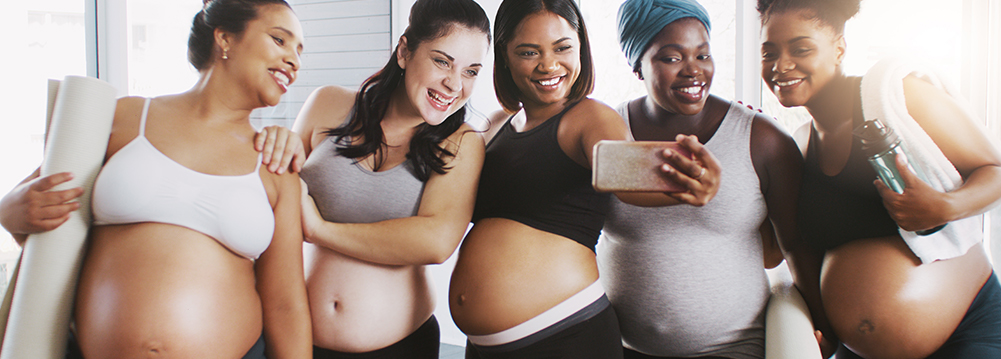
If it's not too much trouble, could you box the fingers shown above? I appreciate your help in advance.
[894,154,922,188]
[30,172,76,192]
[268,128,290,173]
[254,127,269,152]
[34,204,79,231]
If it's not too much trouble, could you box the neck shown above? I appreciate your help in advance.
[805,71,854,134]
[382,85,426,136]
[521,98,570,125]
[184,68,256,124]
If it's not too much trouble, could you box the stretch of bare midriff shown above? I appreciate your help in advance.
[449,217,600,336]
[75,223,263,358]
[820,236,992,359]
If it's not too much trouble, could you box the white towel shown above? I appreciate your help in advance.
[860,58,982,264]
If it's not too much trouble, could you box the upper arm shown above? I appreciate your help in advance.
[750,113,803,255]
[902,75,1001,178]
[292,85,356,157]
[256,171,305,292]
[568,99,629,168]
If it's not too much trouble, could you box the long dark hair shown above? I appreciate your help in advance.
[188,0,292,70]
[493,0,595,113]
[323,0,490,181]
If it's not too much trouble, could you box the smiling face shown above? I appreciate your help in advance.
[220,4,304,107]
[760,9,845,108]
[503,11,581,109]
[638,17,713,116]
[397,25,489,126]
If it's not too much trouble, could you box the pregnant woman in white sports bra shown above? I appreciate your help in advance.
[0,1,310,358]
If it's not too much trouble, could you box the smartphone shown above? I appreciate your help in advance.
[592,140,693,193]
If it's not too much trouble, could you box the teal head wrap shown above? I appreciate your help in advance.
[617,0,711,70]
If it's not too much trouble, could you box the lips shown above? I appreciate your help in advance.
[269,69,292,91]
[772,77,803,91]
[672,82,705,103]
[533,76,564,90]
[427,88,456,111]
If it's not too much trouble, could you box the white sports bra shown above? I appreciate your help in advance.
[92,98,274,259]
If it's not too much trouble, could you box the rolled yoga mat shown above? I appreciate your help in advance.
[765,280,824,359]
[0,76,116,359]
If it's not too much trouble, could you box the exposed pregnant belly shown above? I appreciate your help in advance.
[820,236,991,359]
[449,218,599,335]
[75,224,263,359]
[304,243,434,352]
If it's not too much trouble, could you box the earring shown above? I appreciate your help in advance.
[222,49,229,60]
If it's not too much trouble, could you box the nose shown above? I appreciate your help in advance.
[286,50,301,72]
[536,53,559,73]
[681,60,702,77]
[443,70,461,93]
[772,54,794,74]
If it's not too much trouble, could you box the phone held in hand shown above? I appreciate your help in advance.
[592,140,693,193]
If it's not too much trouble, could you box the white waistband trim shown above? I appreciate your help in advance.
[466,280,604,346]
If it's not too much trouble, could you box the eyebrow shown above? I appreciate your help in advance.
[432,50,483,68]
[763,35,814,47]
[514,37,573,49]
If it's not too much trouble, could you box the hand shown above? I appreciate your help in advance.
[816,330,837,359]
[659,134,721,207]
[874,155,951,232]
[298,179,323,242]
[0,172,83,236]
[255,125,306,174]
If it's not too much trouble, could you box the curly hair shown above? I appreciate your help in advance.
[757,0,861,35]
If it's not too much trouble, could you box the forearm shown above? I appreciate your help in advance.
[309,215,465,266]
[942,165,1001,221]
[261,293,312,359]
[787,245,837,345]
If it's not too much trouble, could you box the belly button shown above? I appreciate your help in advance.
[458,294,467,305]
[857,319,876,335]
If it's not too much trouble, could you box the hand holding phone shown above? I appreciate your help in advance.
[592,140,694,193]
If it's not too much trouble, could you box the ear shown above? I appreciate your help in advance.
[834,35,847,66]
[214,28,233,57]
[396,35,410,70]
[634,70,644,81]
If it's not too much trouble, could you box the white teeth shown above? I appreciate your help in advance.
[270,70,290,86]
[538,78,560,86]
[428,90,454,106]
[678,86,702,94]
[776,78,802,87]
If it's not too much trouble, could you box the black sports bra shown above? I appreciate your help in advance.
[797,77,900,251]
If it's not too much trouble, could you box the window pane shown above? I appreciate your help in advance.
[126,0,203,97]
[0,0,87,286]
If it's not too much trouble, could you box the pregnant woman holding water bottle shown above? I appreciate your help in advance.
[758,0,1001,358]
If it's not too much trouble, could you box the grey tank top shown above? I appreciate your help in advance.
[597,101,768,359]
[300,136,425,224]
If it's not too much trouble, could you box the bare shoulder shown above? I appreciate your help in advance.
[750,111,802,166]
[297,85,357,130]
[567,98,620,123]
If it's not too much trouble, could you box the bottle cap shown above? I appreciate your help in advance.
[852,119,900,156]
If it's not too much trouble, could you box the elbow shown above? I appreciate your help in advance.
[419,226,464,265]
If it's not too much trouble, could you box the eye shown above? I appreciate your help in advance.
[555,45,572,53]
[271,36,285,46]
[657,56,680,64]
[698,54,712,61]
[761,51,776,61]
[518,50,538,57]
[434,58,450,67]
[464,69,479,77]
[792,47,813,56]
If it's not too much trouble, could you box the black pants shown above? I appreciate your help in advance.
[313,315,440,359]
[465,299,622,359]
[836,272,1001,359]
[623,348,731,359]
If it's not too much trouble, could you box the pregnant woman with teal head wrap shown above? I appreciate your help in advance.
[596,0,802,358]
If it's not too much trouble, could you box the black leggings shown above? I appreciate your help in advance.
[313,315,440,359]
[623,348,730,359]
[836,272,1001,359]
[464,300,622,359]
